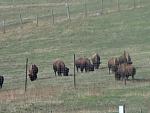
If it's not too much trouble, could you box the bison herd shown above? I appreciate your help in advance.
[28,51,135,82]
[108,51,136,80]
[0,51,136,89]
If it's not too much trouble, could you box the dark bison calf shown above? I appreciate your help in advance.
[0,75,4,88]
[115,64,136,80]
[53,59,69,76]
[28,64,38,81]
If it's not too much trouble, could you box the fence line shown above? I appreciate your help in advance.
[0,0,144,33]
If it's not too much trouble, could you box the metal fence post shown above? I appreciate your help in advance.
[25,58,28,92]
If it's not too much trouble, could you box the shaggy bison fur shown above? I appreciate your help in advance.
[53,59,69,76]
[28,64,38,81]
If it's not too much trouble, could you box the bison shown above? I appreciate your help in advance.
[28,64,38,81]
[91,53,101,69]
[115,63,136,80]
[118,51,132,65]
[0,75,4,88]
[108,57,119,74]
[53,59,69,76]
[75,57,94,72]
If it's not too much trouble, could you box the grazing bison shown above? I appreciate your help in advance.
[118,51,132,64]
[108,57,119,74]
[28,64,38,81]
[53,59,69,76]
[75,57,94,72]
[0,75,4,88]
[115,63,136,80]
[91,53,101,69]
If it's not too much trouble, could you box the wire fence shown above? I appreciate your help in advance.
[0,0,149,112]
[0,0,145,34]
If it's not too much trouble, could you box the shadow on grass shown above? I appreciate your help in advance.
[37,74,73,80]
[127,78,150,82]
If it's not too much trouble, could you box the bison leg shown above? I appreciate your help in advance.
[54,70,57,76]
[57,71,61,76]
[120,74,124,81]
[80,68,84,73]
[108,67,111,74]
[132,75,134,80]
[76,67,79,72]
[126,75,129,80]
[95,63,99,69]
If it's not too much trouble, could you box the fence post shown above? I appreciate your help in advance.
[74,54,76,89]
[139,0,142,7]
[101,0,104,14]
[12,0,15,7]
[124,78,126,86]
[84,0,87,18]
[140,108,142,113]
[36,15,39,27]
[65,0,71,22]
[25,58,28,92]
[133,0,136,9]
[96,0,100,15]
[51,9,54,25]
[117,0,120,11]
[2,19,6,34]
[19,13,23,28]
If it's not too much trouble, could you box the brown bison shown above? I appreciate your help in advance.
[53,59,69,76]
[108,57,119,74]
[118,51,132,64]
[91,53,101,69]
[75,57,94,72]
[28,64,38,81]
[0,75,4,88]
[115,63,136,80]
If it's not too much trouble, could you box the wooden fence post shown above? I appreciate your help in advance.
[19,13,23,28]
[36,15,39,27]
[133,0,136,9]
[124,78,126,86]
[25,58,28,92]
[117,0,120,11]
[140,0,142,7]
[101,0,104,14]
[12,0,15,7]
[96,0,100,15]
[74,54,76,89]
[51,9,54,25]
[84,0,87,18]
[65,0,71,22]
[140,108,142,113]
[3,19,6,34]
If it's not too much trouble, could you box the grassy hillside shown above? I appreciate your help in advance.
[0,0,150,113]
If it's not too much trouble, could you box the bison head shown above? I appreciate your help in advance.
[63,67,69,76]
